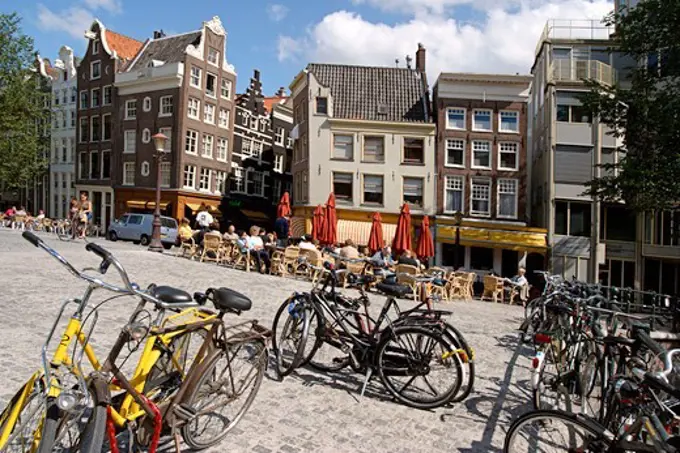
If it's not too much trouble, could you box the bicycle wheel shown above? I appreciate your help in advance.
[0,377,47,453]
[180,337,266,450]
[504,409,608,453]
[304,307,350,372]
[441,323,475,403]
[271,297,311,377]
[533,347,572,413]
[377,325,462,409]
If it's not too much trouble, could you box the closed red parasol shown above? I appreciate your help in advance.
[392,203,412,255]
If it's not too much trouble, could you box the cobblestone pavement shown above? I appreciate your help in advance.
[0,229,535,452]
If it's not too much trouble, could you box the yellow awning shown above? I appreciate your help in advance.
[126,200,168,210]
[438,225,548,253]
[336,219,397,247]
[241,209,270,222]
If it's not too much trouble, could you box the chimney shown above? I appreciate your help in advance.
[415,43,426,73]
[276,86,286,97]
[153,30,166,39]
[253,69,261,81]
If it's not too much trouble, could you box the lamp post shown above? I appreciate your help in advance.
[453,210,464,270]
[148,132,169,253]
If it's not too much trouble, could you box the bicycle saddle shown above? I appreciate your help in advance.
[150,285,193,304]
[209,287,252,312]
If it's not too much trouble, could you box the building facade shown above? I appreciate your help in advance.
[112,17,237,222]
[432,73,547,278]
[76,20,143,230]
[41,46,78,219]
[289,44,436,244]
[225,69,293,230]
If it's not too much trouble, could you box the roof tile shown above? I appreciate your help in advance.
[129,31,202,70]
[105,30,144,61]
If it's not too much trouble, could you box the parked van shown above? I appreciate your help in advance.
[107,213,178,249]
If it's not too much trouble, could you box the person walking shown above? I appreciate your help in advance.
[274,214,290,247]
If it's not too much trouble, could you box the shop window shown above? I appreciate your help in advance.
[441,243,464,269]
[470,247,493,271]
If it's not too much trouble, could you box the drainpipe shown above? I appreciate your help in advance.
[589,114,602,283]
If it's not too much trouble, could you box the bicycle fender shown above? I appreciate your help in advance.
[89,373,111,406]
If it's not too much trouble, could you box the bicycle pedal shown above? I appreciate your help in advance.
[173,403,197,421]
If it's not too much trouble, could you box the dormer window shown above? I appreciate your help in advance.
[207,48,219,66]
[92,39,100,55]
[316,97,328,115]
[90,61,101,80]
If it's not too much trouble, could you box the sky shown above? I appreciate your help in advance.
[11,0,614,95]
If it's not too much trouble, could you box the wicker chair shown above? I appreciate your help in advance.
[509,283,530,305]
[481,275,504,303]
[395,264,420,301]
[298,248,323,282]
[12,215,26,231]
[279,246,300,277]
[180,237,198,260]
[200,234,222,263]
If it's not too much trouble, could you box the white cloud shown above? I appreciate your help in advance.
[277,0,613,78]
[37,4,94,40]
[83,0,123,13]
[267,4,289,22]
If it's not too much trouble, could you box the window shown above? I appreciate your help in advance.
[247,170,263,196]
[143,97,151,112]
[160,162,171,188]
[207,47,219,65]
[231,167,244,192]
[218,108,230,128]
[316,97,328,114]
[125,100,137,119]
[159,127,172,152]
[90,61,101,80]
[250,116,258,130]
[103,86,112,105]
[403,177,424,208]
[88,88,99,108]
[220,79,232,99]
[570,202,591,237]
[187,98,199,119]
[199,168,211,191]
[363,136,384,162]
[99,114,110,141]
[275,127,285,145]
[101,150,110,179]
[79,152,87,179]
[363,175,384,205]
[61,112,67,128]
[499,142,519,170]
[216,138,228,162]
[204,103,215,124]
[498,179,518,218]
[556,105,570,122]
[499,111,519,133]
[90,116,100,142]
[141,162,150,177]
[190,66,201,88]
[70,111,76,128]
[259,120,267,133]
[444,176,464,213]
[470,247,494,271]
[472,141,491,169]
[123,162,135,185]
[124,130,136,153]
[89,151,99,179]
[185,130,198,155]
[79,91,88,110]
[403,138,424,164]
[274,154,283,172]
[241,112,248,126]
[62,89,68,104]
[252,141,263,156]
[570,105,592,123]
[92,39,99,54]
[54,92,60,106]
[183,165,196,189]
[159,96,173,116]
[206,73,217,97]
[61,138,67,162]
[286,137,293,149]
[445,139,465,167]
[215,171,227,194]
[201,134,213,158]
[71,87,77,103]
[333,172,353,203]
[241,138,253,156]
[473,109,492,131]
[79,117,88,143]
[470,178,491,216]
[333,134,353,160]
[446,108,465,130]
[142,128,151,144]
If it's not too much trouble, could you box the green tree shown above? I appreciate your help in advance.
[581,0,680,212]
[0,12,49,190]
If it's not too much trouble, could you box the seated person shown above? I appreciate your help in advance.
[298,234,317,251]
[397,249,420,268]
[35,210,45,221]
[370,246,396,280]
[339,239,360,259]
[223,224,238,241]
[504,267,529,304]
[247,226,270,274]
[178,218,193,242]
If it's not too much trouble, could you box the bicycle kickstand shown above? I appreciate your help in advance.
[173,427,182,453]
[360,368,373,398]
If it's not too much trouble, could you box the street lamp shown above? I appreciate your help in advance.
[453,210,464,270]
[148,132,169,253]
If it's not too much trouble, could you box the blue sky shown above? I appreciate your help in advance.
[12,0,614,94]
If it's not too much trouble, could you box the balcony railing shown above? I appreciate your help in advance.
[535,19,614,56]
[551,59,616,86]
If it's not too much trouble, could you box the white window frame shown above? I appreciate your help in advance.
[89,151,98,180]
[216,138,228,162]
[160,162,171,188]
[125,100,137,120]
[78,151,86,179]
[444,175,464,214]
[472,109,492,132]
[499,110,519,133]
[471,140,492,170]
[142,128,151,144]
[183,165,196,189]
[90,88,100,108]
[90,60,101,80]
[123,130,136,153]
[79,117,88,143]
[159,96,173,117]
[100,150,110,179]
[89,115,100,143]
[204,103,215,124]
[207,47,220,66]
[185,130,198,155]
[218,108,230,129]
[275,127,285,146]
[215,171,227,195]
[141,161,150,177]
[231,166,245,193]
[444,138,465,168]
[143,97,151,112]
[102,114,111,141]
[241,138,253,157]
[497,178,519,219]
[199,168,212,192]
[470,177,492,217]
[92,39,99,55]
[220,78,232,99]
[205,73,217,98]
[79,90,88,110]
[190,66,201,89]
[159,127,172,153]
[402,177,424,209]
[187,97,200,120]
[498,142,519,171]
[445,107,466,130]
[103,85,112,105]
[274,154,283,173]
[123,162,135,185]
[247,169,264,197]
[202,134,213,158]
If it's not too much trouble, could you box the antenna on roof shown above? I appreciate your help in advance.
[395,58,399,68]
[405,55,413,69]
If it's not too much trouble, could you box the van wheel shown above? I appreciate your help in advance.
[108,231,118,241]
[140,235,150,246]
[163,243,172,250]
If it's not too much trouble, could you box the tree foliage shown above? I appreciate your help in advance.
[581,0,680,212]
[0,12,49,190]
